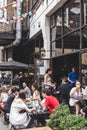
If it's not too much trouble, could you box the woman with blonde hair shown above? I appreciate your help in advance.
[1,87,8,103]
[0,86,8,114]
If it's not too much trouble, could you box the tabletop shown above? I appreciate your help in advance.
[83,95,87,100]
[27,110,50,127]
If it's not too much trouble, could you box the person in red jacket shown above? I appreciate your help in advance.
[41,88,60,114]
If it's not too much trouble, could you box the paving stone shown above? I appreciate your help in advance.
[0,116,9,130]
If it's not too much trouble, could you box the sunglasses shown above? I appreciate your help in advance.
[76,84,80,85]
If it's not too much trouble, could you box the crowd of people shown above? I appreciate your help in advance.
[0,67,87,129]
[0,70,60,128]
[43,67,87,117]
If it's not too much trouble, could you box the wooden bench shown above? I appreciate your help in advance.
[22,126,52,130]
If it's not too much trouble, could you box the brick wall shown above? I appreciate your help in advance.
[0,0,31,33]
[0,0,16,32]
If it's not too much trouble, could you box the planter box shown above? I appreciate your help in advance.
[22,126,52,130]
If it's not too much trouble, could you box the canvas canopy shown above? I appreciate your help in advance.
[0,60,28,70]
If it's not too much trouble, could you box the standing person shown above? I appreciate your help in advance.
[19,72,24,88]
[41,88,60,114]
[58,78,70,104]
[69,80,82,115]
[67,67,78,87]
[23,73,30,86]
[44,68,56,89]
[22,82,31,98]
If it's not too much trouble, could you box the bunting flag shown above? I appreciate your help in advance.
[0,10,35,24]
[0,7,36,25]
[32,9,36,15]
[0,0,37,26]
[10,19,14,23]
[13,16,18,22]
[29,11,32,17]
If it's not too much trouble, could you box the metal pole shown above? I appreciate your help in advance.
[13,0,22,45]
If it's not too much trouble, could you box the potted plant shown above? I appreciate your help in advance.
[47,105,87,130]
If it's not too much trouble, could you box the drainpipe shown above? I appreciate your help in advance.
[13,0,22,46]
[5,0,22,48]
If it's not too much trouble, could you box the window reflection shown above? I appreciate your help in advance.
[51,38,62,57]
[32,0,38,6]
[64,0,80,34]
[56,10,62,38]
[56,39,62,56]
[82,27,87,48]
[50,15,56,27]
[0,0,6,19]
[83,0,87,25]
[51,26,56,42]
[81,52,87,87]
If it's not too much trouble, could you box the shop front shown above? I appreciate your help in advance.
[50,0,87,85]
[52,52,79,85]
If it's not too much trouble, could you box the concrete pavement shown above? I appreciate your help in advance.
[0,116,9,130]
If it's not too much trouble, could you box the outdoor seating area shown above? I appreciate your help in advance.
[0,68,87,130]
[0,79,87,130]
[1,0,87,130]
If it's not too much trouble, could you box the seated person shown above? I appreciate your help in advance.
[58,78,70,104]
[80,106,87,118]
[22,82,31,98]
[2,87,17,123]
[0,86,8,114]
[69,80,82,115]
[83,86,87,95]
[0,86,8,103]
[41,88,60,114]
[10,89,36,128]
[31,83,41,101]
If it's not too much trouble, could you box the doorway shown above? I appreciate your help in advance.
[52,52,79,85]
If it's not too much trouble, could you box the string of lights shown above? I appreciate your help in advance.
[0,0,36,24]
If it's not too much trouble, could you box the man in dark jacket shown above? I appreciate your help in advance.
[2,87,17,123]
[58,78,71,105]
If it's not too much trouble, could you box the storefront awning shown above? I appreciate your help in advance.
[0,32,15,46]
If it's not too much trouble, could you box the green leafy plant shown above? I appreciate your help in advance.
[47,105,87,130]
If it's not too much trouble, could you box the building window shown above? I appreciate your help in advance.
[51,26,57,57]
[50,15,56,27]
[32,0,38,6]
[56,38,62,56]
[64,30,80,54]
[56,9,62,38]
[0,0,6,19]
[50,10,62,57]
[81,51,87,87]
[64,0,80,34]
[83,0,87,25]
[82,26,87,49]
[51,28,62,57]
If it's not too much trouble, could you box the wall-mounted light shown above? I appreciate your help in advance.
[38,22,40,28]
